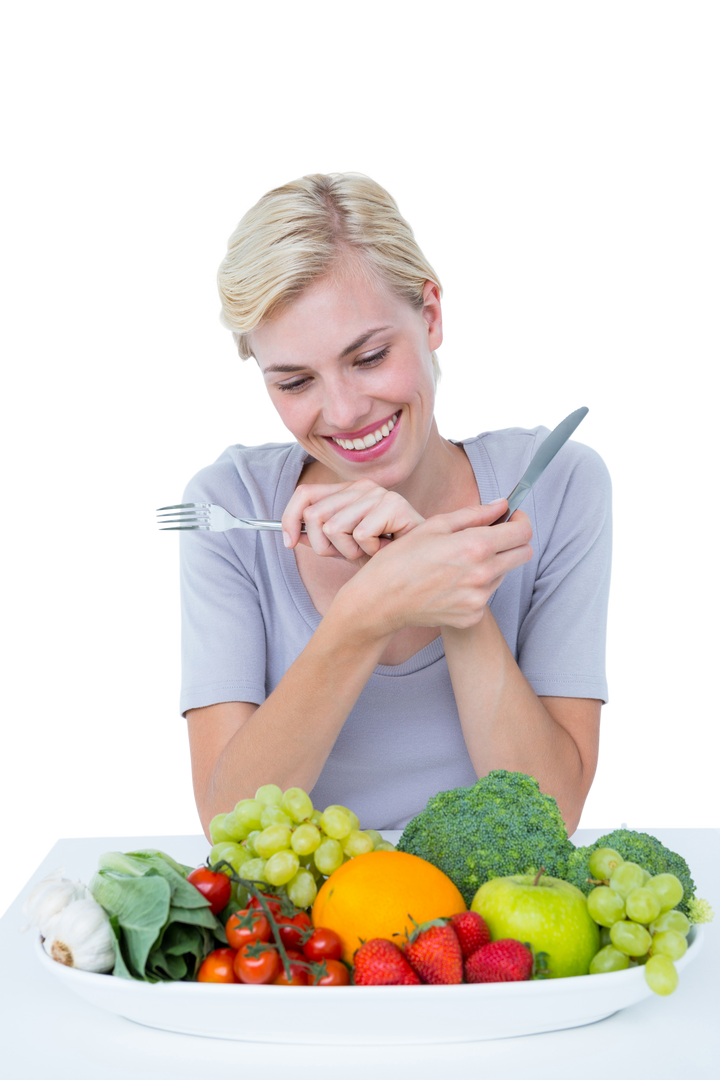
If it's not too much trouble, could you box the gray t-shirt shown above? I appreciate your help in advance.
[179,427,611,830]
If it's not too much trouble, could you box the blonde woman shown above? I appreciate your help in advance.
[181,173,611,839]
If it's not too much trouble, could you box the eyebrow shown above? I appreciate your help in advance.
[261,326,392,375]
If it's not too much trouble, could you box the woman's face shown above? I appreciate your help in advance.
[249,268,443,489]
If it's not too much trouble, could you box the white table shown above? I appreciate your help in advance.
[3,829,718,1079]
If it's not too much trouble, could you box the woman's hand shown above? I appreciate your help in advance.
[342,501,534,634]
[282,479,425,562]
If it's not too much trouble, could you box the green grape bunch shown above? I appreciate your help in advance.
[585,847,711,996]
[205,784,394,909]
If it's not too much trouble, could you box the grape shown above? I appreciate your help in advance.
[281,787,314,823]
[208,814,234,845]
[309,809,323,828]
[588,847,624,879]
[343,830,374,857]
[645,954,678,995]
[323,804,360,832]
[314,837,344,875]
[254,825,293,859]
[650,930,688,961]
[255,784,283,807]
[589,945,630,974]
[264,850,300,887]
[209,842,251,874]
[625,887,662,925]
[647,873,684,913]
[374,841,396,852]
[320,808,352,840]
[240,857,268,883]
[609,862,647,898]
[291,823,322,856]
[231,803,264,833]
[243,831,261,857]
[650,910,690,937]
[286,868,318,908]
[260,805,293,829]
[363,829,384,850]
[587,886,625,927]
[610,920,653,956]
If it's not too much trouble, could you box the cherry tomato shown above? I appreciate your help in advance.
[276,911,313,950]
[226,909,271,950]
[233,943,282,985]
[187,868,231,916]
[248,893,283,918]
[197,948,240,984]
[303,927,343,963]
[311,958,350,986]
[273,948,309,986]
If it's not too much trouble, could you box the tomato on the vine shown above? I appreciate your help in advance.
[311,959,350,986]
[187,868,232,915]
[225,909,271,950]
[303,927,343,963]
[276,911,312,950]
[233,943,282,985]
[197,948,239,983]
[272,949,309,986]
[248,893,283,917]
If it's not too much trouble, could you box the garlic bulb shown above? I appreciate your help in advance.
[42,897,116,972]
[22,869,91,937]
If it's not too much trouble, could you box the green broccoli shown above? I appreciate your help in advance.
[396,770,575,906]
[564,829,697,917]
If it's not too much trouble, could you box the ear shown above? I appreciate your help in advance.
[421,280,443,350]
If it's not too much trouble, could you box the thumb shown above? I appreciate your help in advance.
[438,499,508,533]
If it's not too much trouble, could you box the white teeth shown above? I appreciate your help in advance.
[332,413,399,451]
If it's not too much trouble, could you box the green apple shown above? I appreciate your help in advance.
[471,874,600,978]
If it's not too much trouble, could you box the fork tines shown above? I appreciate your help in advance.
[156,502,211,531]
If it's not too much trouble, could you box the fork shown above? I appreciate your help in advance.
[156,503,306,532]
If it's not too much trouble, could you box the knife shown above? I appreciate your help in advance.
[490,406,589,525]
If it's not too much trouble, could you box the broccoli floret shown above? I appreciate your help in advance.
[565,829,697,916]
[686,897,714,924]
[396,770,575,906]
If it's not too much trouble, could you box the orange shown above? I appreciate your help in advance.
[311,850,466,964]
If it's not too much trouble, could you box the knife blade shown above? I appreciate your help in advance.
[490,406,589,525]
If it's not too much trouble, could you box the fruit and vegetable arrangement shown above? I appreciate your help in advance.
[26,772,713,1000]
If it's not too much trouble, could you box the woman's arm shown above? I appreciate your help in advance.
[441,612,600,834]
[187,595,394,837]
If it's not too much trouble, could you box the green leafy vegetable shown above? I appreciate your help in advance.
[90,849,225,982]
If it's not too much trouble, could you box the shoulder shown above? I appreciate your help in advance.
[182,441,305,517]
[463,425,610,496]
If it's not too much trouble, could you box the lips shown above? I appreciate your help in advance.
[325,408,399,442]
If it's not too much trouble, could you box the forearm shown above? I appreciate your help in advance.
[200,588,391,827]
[441,610,593,833]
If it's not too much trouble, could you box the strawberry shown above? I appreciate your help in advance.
[465,939,533,983]
[450,911,491,960]
[352,939,421,986]
[404,919,463,985]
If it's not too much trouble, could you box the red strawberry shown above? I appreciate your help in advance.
[404,919,463,985]
[450,911,491,960]
[353,939,421,986]
[465,939,533,983]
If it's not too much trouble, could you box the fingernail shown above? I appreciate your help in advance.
[283,530,291,548]
[487,498,506,505]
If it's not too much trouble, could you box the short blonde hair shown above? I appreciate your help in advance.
[217,172,443,379]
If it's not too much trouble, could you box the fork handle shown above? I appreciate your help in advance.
[241,519,308,533]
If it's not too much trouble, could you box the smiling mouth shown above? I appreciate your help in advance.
[325,412,400,451]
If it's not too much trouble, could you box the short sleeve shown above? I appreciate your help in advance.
[517,443,612,703]
[179,469,267,715]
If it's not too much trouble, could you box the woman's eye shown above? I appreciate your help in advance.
[276,345,388,393]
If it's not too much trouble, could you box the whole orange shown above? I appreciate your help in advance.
[311,850,466,964]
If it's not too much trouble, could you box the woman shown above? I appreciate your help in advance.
[180,172,611,839]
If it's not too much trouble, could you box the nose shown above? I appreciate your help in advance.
[320,374,374,434]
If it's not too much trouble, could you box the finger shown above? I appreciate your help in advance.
[281,483,350,547]
[430,501,507,535]
[281,480,380,547]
